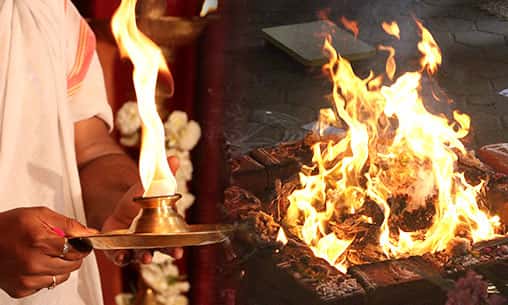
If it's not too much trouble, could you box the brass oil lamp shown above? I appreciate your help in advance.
[70,0,231,250]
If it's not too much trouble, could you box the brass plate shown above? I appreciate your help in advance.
[70,224,234,250]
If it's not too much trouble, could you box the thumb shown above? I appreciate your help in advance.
[41,208,98,237]
[167,156,179,174]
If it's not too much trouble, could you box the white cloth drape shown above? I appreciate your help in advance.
[0,0,113,304]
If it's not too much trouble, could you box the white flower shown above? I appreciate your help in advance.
[115,293,134,305]
[176,177,189,194]
[116,101,141,136]
[165,111,201,151]
[175,192,195,217]
[156,282,190,301]
[141,264,169,292]
[119,133,140,147]
[156,294,189,305]
[179,121,201,151]
[139,252,190,305]
[177,153,193,182]
[151,251,174,264]
[165,111,188,148]
[141,252,185,292]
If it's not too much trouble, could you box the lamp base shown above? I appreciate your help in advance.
[69,194,233,250]
[70,224,233,250]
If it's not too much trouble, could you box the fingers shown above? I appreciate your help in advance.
[106,250,152,266]
[21,255,83,276]
[159,247,184,260]
[37,207,98,237]
[104,250,133,267]
[136,250,154,264]
[38,237,90,261]
[167,156,179,174]
[16,273,71,296]
[37,273,70,291]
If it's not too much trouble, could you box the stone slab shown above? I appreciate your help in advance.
[454,31,506,47]
[262,20,376,67]
[476,20,508,36]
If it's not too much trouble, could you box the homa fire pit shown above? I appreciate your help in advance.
[223,19,508,305]
[225,138,508,305]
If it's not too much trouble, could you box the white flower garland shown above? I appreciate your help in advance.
[115,252,190,305]
[115,102,201,305]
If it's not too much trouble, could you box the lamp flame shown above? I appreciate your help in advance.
[200,0,218,17]
[111,0,177,197]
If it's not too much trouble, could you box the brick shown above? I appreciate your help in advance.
[246,243,366,305]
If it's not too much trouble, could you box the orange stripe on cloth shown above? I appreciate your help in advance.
[67,19,96,96]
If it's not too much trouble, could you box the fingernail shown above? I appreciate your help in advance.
[52,227,65,237]
[143,252,152,264]
[86,228,100,235]
[175,248,184,260]
[116,253,125,263]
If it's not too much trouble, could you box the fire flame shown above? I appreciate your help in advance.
[112,0,177,197]
[277,228,289,245]
[416,19,441,75]
[284,20,500,272]
[340,16,359,39]
[200,0,218,17]
[378,45,396,80]
[382,21,400,39]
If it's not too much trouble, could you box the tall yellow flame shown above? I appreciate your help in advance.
[112,0,177,197]
[416,20,442,75]
[285,20,500,272]
[200,0,218,17]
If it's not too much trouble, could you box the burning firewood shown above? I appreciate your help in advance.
[223,16,508,305]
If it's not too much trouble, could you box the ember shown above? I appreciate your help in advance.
[279,19,503,273]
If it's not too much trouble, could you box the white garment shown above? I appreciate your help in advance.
[0,0,113,304]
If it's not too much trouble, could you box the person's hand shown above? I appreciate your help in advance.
[102,156,183,266]
[0,207,96,298]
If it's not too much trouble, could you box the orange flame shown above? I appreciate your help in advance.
[277,228,289,245]
[200,0,218,17]
[340,16,359,39]
[382,21,400,39]
[378,45,396,80]
[111,0,177,197]
[416,19,441,75]
[284,21,500,272]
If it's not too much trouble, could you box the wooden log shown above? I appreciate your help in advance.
[229,155,269,197]
[478,143,508,175]
[250,147,300,190]
[349,257,446,305]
